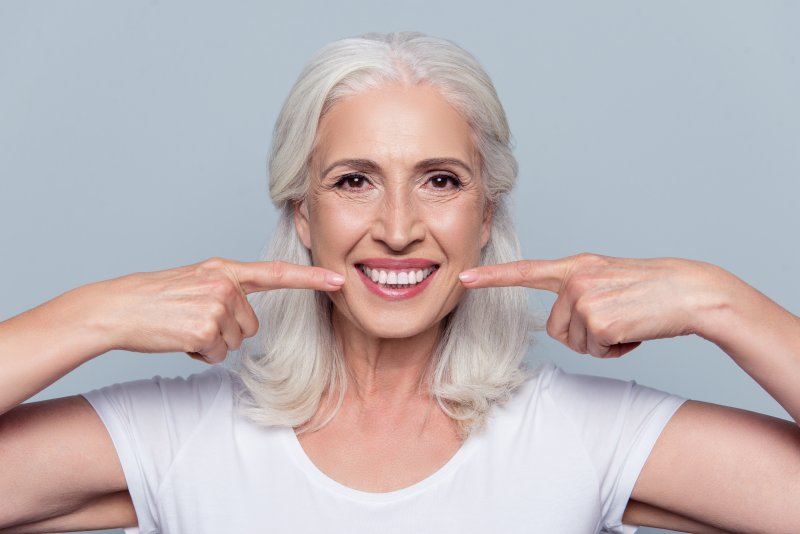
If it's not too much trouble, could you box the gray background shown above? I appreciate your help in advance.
[1,1,798,533]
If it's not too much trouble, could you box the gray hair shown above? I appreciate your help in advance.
[233,32,532,436]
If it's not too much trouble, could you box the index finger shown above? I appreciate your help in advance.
[232,261,345,294]
[458,259,569,293]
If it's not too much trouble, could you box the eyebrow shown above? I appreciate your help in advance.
[321,158,474,178]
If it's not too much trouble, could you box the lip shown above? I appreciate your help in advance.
[354,259,439,300]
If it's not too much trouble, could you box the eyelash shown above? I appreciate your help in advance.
[333,173,463,191]
[334,173,371,190]
[426,174,463,190]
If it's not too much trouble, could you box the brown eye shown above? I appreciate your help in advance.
[335,173,369,189]
[428,174,461,189]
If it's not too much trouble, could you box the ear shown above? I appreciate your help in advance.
[480,201,494,248]
[294,199,312,249]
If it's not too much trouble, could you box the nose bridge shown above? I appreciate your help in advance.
[375,181,424,250]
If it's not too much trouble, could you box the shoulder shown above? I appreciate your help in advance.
[494,361,686,450]
[83,365,232,403]
[490,362,686,531]
[81,365,236,441]
[507,361,684,415]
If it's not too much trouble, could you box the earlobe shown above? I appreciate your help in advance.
[294,199,312,249]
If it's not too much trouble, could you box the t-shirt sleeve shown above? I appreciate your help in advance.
[544,366,686,534]
[81,366,231,534]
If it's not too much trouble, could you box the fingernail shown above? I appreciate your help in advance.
[326,273,345,285]
[459,271,478,283]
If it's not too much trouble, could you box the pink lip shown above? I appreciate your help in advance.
[354,260,439,300]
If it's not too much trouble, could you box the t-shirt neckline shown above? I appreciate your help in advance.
[281,424,478,503]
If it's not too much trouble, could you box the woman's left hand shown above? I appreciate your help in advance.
[463,254,800,533]
[459,254,739,358]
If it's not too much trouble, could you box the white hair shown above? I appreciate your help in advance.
[232,32,532,437]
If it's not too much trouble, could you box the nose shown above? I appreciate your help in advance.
[371,187,425,252]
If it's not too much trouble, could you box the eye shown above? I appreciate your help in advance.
[334,173,371,190]
[427,173,462,190]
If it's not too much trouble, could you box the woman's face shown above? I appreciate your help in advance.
[295,83,491,340]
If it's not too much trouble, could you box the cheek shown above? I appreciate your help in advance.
[425,205,485,261]
[308,203,372,266]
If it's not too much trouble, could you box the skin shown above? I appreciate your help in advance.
[292,85,490,490]
[462,255,800,532]
[1,82,800,532]
[296,84,489,388]
[0,260,344,531]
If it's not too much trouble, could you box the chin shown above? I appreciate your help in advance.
[330,296,456,342]
[360,321,440,340]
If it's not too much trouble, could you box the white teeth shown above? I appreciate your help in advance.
[359,265,437,288]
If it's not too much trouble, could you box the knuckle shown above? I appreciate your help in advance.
[571,342,587,355]
[209,278,237,300]
[588,345,606,358]
[591,320,614,343]
[270,261,287,281]
[196,322,219,346]
[573,253,609,274]
[514,261,533,279]
[573,298,592,318]
[206,299,228,319]
[201,257,227,272]
[243,316,260,338]
[575,252,600,265]
[564,272,595,300]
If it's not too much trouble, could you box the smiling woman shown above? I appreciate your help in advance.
[1,31,800,534]
[239,37,530,437]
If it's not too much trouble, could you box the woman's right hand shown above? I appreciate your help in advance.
[0,257,344,530]
[81,258,345,363]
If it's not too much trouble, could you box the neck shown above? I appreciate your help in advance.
[332,310,443,406]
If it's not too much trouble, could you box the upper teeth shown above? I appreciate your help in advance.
[360,266,436,287]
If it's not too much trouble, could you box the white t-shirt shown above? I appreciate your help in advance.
[82,362,685,534]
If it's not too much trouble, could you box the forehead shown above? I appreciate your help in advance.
[313,84,477,171]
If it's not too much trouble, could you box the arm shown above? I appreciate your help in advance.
[461,254,800,532]
[0,258,344,530]
[631,265,800,532]
[0,396,134,531]
[0,284,113,416]
[0,490,136,534]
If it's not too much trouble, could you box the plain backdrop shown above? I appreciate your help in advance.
[1,2,798,533]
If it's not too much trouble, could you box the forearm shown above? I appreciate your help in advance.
[698,268,800,424]
[0,284,112,415]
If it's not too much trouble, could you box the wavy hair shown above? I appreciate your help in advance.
[232,32,532,436]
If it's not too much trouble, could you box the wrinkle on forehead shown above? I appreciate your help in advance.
[310,83,480,184]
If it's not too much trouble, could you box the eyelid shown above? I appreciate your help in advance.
[333,171,374,190]
[424,171,463,188]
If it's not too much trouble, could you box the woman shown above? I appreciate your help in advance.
[1,32,798,534]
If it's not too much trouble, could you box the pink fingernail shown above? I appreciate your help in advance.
[459,271,478,283]
[327,273,345,285]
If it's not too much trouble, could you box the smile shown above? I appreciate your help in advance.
[354,260,440,300]
[358,265,437,288]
